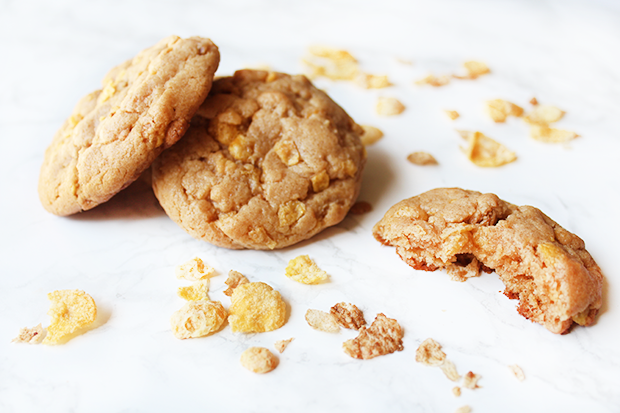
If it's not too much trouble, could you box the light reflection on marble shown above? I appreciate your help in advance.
[1,0,619,412]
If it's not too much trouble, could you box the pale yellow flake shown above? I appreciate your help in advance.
[360,125,384,146]
[407,152,438,166]
[175,257,215,281]
[452,387,462,397]
[356,73,391,89]
[509,364,525,381]
[311,170,330,193]
[42,290,97,345]
[376,97,405,116]
[455,406,471,413]
[278,200,306,228]
[415,338,446,366]
[177,279,210,301]
[285,255,328,285]
[240,347,278,373]
[462,60,490,78]
[460,131,517,167]
[274,338,294,353]
[441,359,461,382]
[485,99,524,123]
[444,110,460,120]
[523,105,565,125]
[12,324,46,344]
[170,300,227,339]
[463,371,482,389]
[228,282,286,333]
[529,125,578,143]
[223,270,250,297]
[305,309,340,333]
[274,139,301,166]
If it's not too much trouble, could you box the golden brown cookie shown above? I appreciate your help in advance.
[38,36,220,215]
[152,70,366,249]
[373,188,603,334]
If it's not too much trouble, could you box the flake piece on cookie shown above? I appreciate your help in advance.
[523,105,565,125]
[43,290,97,345]
[509,364,525,381]
[356,73,391,89]
[415,74,450,87]
[343,313,404,360]
[444,110,460,120]
[12,324,46,344]
[529,125,579,143]
[372,188,604,334]
[330,302,366,330]
[485,99,524,123]
[376,97,405,116]
[170,300,226,339]
[278,201,306,228]
[407,151,438,166]
[274,139,301,166]
[462,371,482,389]
[349,201,372,215]
[460,131,516,167]
[274,338,294,353]
[228,282,286,333]
[177,279,210,301]
[360,125,384,146]
[223,270,249,297]
[240,347,278,373]
[415,338,447,366]
[310,171,330,193]
[285,255,328,285]
[175,257,215,281]
[305,309,340,333]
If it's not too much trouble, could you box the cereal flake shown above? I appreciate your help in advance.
[305,309,340,333]
[274,139,301,166]
[485,99,524,123]
[524,105,565,125]
[416,74,450,87]
[343,313,404,359]
[177,279,210,301]
[356,73,391,89]
[285,255,329,285]
[407,151,438,166]
[274,338,294,353]
[223,270,249,297]
[462,60,490,79]
[455,406,472,413]
[311,171,330,193]
[228,282,286,333]
[441,359,461,382]
[376,97,405,116]
[460,131,517,167]
[330,302,366,330]
[43,290,97,345]
[278,200,306,228]
[12,324,46,344]
[529,125,579,143]
[415,338,446,366]
[463,371,482,389]
[509,364,525,381]
[452,387,462,397]
[445,110,460,120]
[175,257,215,281]
[240,347,278,374]
[360,125,384,146]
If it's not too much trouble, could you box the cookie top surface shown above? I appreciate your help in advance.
[38,35,220,216]
[152,69,366,250]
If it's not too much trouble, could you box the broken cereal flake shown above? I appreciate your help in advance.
[376,97,405,116]
[462,371,482,389]
[240,347,278,374]
[523,105,565,125]
[509,364,525,381]
[343,313,404,360]
[278,200,306,228]
[360,125,384,146]
[349,201,372,215]
[395,57,414,65]
[530,97,538,106]
[452,387,462,397]
[460,131,517,167]
[223,270,249,297]
[274,338,294,353]
[305,309,340,333]
[311,170,330,192]
[285,255,329,285]
[177,279,210,301]
[248,227,277,249]
[175,257,214,281]
[415,74,450,87]
[460,60,490,79]
[415,338,446,366]
[228,282,286,333]
[170,300,227,339]
[529,124,579,143]
[356,73,391,89]
[485,99,524,123]
[274,139,301,166]
[455,406,472,413]
[407,151,438,166]
[444,110,460,120]
[42,290,97,345]
[441,359,461,382]
[302,46,359,81]
[330,302,366,330]
[308,45,357,62]
[12,324,46,344]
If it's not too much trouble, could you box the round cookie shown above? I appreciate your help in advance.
[38,35,220,216]
[152,69,366,250]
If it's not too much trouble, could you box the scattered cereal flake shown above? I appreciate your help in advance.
[311,170,330,192]
[455,406,472,413]
[461,131,517,167]
[395,57,414,65]
[43,290,97,345]
[523,105,565,125]
[376,97,405,116]
[441,359,461,382]
[175,257,214,281]
[356,73,392,89]
[177,279,210,301]
[240,347,278,374]
[407,151,438,166]
[445,110,460,120]
[349,201,372,215]
[228,282,286,333]
[274,139,301,166]
[530,97,538,106]
[509,364,525,381]
[462,60,490,79]
[285,255,329,285]
[302,46,359,81]
[308,45,357,62]
[170,300,227,339]
[415,338,446,366]
[278,200,306,228]
[223,270,249,297]
[529,125,579,143]
[274,338,294,353]
[360,125,384,146]
[415,74,450,87]
[343,313,404,360]
[330,302,366,330]
[485,99,524,123]
[12,324,46,344]
[463,371,482,389]
[306,309,340,333]
[452,387,462,397]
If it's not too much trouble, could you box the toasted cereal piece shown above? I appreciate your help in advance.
[274,139,301,166]
[274,338,294,353]
[330,302,366,330]
[240,347,278,373]
[529,125,579,143]
[415,74,450,87]
[455,406,471,413]
[311,170,330,193]
[223,270,250,297]
[285,255,329,285]
[460,131,516,167]
[462,60,490,79]
[441,359,461,382]
[356,73,391,89]
[509,364,525,381]
[42,290,97,345]
[530,97,538,106]
[407,152,438,166]
[170,300,227,339]
[303,46,359,81]
[177,279,210,301]
[462,371,482,389]
[175,257,215,281]
[376,97,405,116]
[444,110,460,120]
[415,338,446,366]
[485,99,524,123]
[360,125,384,146]
[12,324,46,344]
[278,200,306,228]
[349,201,372,215]
[305,309,340,333]
[228,282,286,333]
[523,105,565,125]
[343,313,404,359]
[308,45,357,63]
[452,387,462,397]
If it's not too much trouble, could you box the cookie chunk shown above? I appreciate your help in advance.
[373,188,603,334]
[152,70,366,249]
[39,36,220,215]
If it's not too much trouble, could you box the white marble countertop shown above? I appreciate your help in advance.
[1,0,620,412]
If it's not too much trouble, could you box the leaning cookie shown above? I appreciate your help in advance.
[373,188,603,334]
[152,70,366,250]
[38,36,220,216]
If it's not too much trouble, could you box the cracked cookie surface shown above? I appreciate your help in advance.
[38,35,220,216]
[152,70,365,249]
[373,188,603,334]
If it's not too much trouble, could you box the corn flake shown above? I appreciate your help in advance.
[240,347,278,374]
[302,46,359,81]
[330,302,366,330]
[415,338,446,366]
[461,131,517,167]
[278,200,306,228]
[455,406,472,413]
[445,110,460,120]
[177,279,210,301]
[274,139,301,166]
[509,364,525,381]
[43,290,97,345]
[416,74,450,87]
[529,124,578,143]
[441,359,461,382]
[360,125,384,146]
[311,171,330,193]
[175,257,215,281]
[452,387,462,397]
[463,371,482,389]
[461,60,490,79]
[343,313,404,359]
[376,97,405,116]
[285,255,329,285]
[305,309,340,333]
[274,338,294,353]
[524,105,565,125]
[485,99,524,123]
[170,300,227,339]
[407,151,438,166]
[228,282,286,333]
[223,270,249,297]
[12,324,46,344]
[356,73,391,89]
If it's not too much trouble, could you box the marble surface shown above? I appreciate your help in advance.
[1,0,620,412]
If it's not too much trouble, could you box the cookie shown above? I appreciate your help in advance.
[373,188,603,334]
[38,36,220,216]
[152,70,365,249]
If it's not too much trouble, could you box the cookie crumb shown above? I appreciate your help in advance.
[223,270,249,297]
[177,279,210,301]
[415,338,446,366]
[305,309,340,333]
[12,324,46,344]
[343,313,404,359]
[415,74,450,87]
[43,290,97,345]
[176,257,214,281]
[170,300,227,339]
[228,282,286,333]
[407,152,438,166]
[460,130,517,167]
[509,364,525,381]
[452,387,462,397]
[349,201,373,215]
[462,371,482,389]
[240,347,278,374]
[376,97,405,116]
[360,125,384,146]
[286,255,329,285]
[274,338,294,353]
[444,110,460,120]
[330,302,366,330]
